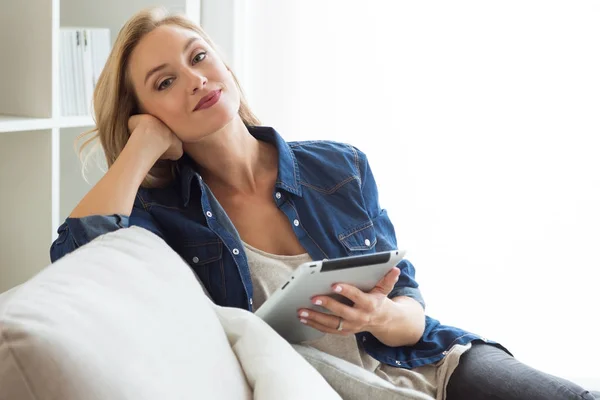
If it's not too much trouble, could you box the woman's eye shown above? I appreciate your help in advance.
[192,52,207,65]
[157,78,174,91]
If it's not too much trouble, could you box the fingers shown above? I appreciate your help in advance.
[299,296,370,334]
[370,267,400,296]
[309,296,363,323]
[297,310,352,335]
[327,283,370,308]
[297,267,402,335]
[327,267,401,308]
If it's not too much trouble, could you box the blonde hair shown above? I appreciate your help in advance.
[78,7,260,188]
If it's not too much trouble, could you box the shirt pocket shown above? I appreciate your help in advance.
[180,240,224,297]
[337,221,378,254]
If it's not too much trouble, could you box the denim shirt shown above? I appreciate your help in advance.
[50,126,507,369]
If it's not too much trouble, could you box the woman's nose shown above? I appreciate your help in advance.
[187,70,207,95]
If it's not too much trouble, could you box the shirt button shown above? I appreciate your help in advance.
[232,248,240,255]
[206,211,213,218]
[249,298,253,305]
[275,192,282,199]
[395,361,402,366]
[293,219,300,227]
[442,351,448,356]
[192,256,199,264]
[364,239,371,246]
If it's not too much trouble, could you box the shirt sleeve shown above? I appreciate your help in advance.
[49,201,165,263]
[355,146,426,310]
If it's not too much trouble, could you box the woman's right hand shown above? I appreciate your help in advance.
[128,114,183,161]
[69,114,182,220]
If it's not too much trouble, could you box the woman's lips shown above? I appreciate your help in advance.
[194,89,222,111]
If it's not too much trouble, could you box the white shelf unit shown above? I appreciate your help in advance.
[0,0,202,293]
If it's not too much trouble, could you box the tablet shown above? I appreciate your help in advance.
[254,249,406,343]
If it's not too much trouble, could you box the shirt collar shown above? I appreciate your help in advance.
[179,126,302,207]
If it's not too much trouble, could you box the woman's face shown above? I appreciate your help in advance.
[128,25,240,142]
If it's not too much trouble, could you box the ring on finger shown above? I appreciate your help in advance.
[336,317,344,331]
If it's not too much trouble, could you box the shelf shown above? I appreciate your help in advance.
[59,115,96,128]
[0,115,54,133]
[0,114,97,134]
[0,0,202,294]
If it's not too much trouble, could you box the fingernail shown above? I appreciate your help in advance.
[300,319,307,324]
[300,311,309,318]
[313,299,323,305]
[334,285,342,293]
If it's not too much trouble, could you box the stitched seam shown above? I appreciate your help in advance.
[0,310,41,400]
[301,354,403,395]
[190,256,221,265]
[281,141,300,192]
[338,222,374,240]
[206,217,252,305]
[141,203,183,211]
[275,180,299,194]
[136,193,151,211]
[288,202,329,259]
[219,257,227,302]
[396,334,476,363]
[183,242,222,265]
[545,379,590,399]
[549,377,594,399]
[348,145,361,188]
[362,333,478,367]
[300,176,359,194]
[343,239,378,251]
[288,140,322,147]
[202,266,212,295]
[182,240,222,248]
[289,145,300,191]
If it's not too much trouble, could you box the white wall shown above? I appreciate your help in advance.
[235,0,600,388]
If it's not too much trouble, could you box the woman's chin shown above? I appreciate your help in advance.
[180,116,236,143]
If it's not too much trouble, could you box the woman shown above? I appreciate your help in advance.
[50,7,597,400]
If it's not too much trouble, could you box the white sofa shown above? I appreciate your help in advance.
[0,227,433,400]
[0,227,342,400]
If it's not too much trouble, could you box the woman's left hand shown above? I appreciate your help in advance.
[297,267,401,335]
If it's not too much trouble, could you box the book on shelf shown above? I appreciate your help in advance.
[60,28,111,117]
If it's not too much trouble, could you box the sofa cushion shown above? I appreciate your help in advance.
[0,226,252,400]
[215,306,342,399]
[293,344,434,400]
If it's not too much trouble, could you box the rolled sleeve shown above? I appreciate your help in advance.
[389,286,425,310]
[50,214,129,263]
[388,260,426,309]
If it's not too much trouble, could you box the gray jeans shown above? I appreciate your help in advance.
[446,343,598,400]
